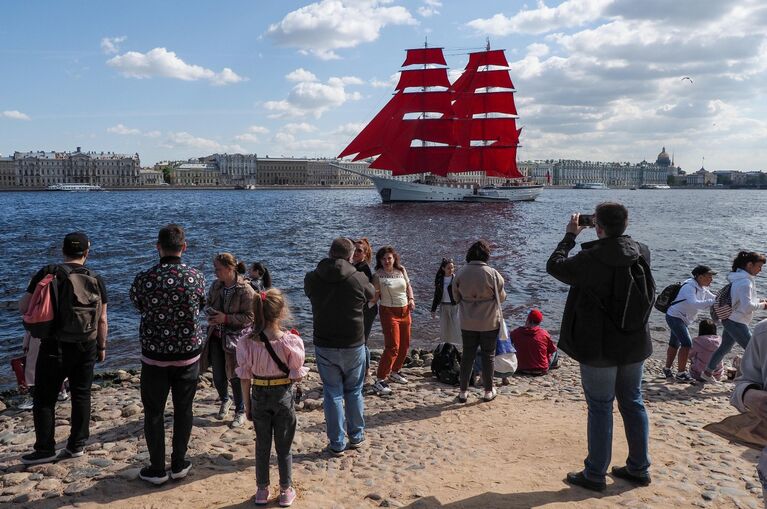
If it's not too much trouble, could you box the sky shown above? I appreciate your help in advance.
[1,0,766,171]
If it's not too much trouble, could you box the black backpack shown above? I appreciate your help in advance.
[431,342,461,385]
[654,281,686,313]
[588,256,655,333]
[54,264,103,343]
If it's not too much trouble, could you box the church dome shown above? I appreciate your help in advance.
[656,146,671,167]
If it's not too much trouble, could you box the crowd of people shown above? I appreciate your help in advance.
[13,201,767,506]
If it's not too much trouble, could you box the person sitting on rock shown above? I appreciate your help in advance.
[237,288,308,507]
[512,309,559,376]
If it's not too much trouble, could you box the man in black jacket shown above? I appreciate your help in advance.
[546,202,654,491]
[305,237,375,455]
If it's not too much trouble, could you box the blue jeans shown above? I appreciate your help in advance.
[707,319,751,372]
[209,335,244,413]
[665,314,692,348]
[580,361,650,481]
[315,345,366,451]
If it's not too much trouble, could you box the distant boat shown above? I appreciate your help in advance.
[47,183,104,192]
[639,184,671,190]
[574,182,609,190]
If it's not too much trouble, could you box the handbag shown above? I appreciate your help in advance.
[223,325,252,354]
[493,271,509,340]
[494,326,517,376]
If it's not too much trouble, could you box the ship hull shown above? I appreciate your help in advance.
[367,175,543,203]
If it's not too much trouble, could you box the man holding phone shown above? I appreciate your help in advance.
[546,202,655,492]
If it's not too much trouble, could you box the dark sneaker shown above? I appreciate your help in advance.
[372,379,392,396]
[21,450,57,465]
[139,467,169,486]
[611,466,651,486]
[170,459,192,480]
[661,367,673,379]
[56,448,85,460]
[675,371,694,383]
[348,437,365,450]
[566,471,606,492]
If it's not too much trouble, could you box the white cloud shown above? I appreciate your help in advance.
[107,124,162,137]
[106,47,246,85]
[418,0,442,17]
[333,122,366,136]
[165,131,224,151]
[467,0,612,35]
[234,133,261,143]
[283,122,317,133]
[2,110,31,121]
[286,68,318,82]
[370,73,399,88]
[264,71,363,118]
[266,0,417,60]
[101,36,126,55]
[247,125,270,134]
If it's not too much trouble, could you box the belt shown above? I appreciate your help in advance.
[251,377,291,386]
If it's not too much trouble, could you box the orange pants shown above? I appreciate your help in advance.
[377,305,412,380]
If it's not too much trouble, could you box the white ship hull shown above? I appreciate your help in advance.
[367,174,543,203]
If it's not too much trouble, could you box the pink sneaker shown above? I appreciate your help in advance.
[254,487,269,505]
[279,486,296,507]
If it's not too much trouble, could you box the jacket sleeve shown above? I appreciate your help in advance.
[452,273,462,304]
[546,233,580,285]
[731,335,765,413]
[304,272,313,298]
[495,269,507,303]
[227,285,255,328]
[431,277,441,313]
[690,286,716,309]
[733,279,763,314]
[129,273,144,312]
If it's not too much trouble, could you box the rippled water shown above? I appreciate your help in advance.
[1,188,765,387]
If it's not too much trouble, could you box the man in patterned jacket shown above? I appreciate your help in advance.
[130,224,206,485]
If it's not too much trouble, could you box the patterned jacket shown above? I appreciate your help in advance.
[130,256,206,362]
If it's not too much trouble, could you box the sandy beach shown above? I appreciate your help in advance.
[0,352,763,509]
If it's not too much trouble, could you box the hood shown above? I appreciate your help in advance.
[314,257,357,283]
[581,235,642,268]
[727,269,754,284]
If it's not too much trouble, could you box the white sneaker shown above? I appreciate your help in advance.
[699,371,720,384]
[372,379,392,396]
[389,372,409,384]
[217,399,232,420]
[57,390,69,402]
[231,412,246,428]
[483,388,498,402]
[18,397,33,411]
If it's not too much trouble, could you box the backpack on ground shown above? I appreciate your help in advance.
[22,267,58,339]
[710,283,733,322]
[55,264,103,342]
[431,342,462,386]
[654,282,686,313]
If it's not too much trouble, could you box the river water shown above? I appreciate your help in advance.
[0,188,764,387]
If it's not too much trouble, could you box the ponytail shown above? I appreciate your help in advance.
[732,251,767,272]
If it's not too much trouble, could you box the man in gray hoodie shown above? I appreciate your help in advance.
[731,318,767,504]
[305,237,375,455]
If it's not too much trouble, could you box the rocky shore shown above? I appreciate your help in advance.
[0,351,764,508]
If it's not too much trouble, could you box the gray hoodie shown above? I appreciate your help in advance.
[731,318,767,412]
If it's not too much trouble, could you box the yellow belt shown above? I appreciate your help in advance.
[251,377,291,386]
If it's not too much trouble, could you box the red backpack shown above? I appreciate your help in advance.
[22,272,58,339]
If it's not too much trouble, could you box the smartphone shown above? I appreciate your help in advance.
[578,214,595,227]
[204,306,217,316]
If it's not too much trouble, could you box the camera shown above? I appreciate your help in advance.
[578,214,595,227]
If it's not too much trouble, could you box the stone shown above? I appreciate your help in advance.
[36,478,61,491]
[64,481,90,495]
[118,468,141,481]
[366,493,382,501]
[0,401,5,412]
[12,493,30,503]
[121,404,142,418]
[88,458,113,468]
[116,370,131,382]
[1,472,30,486]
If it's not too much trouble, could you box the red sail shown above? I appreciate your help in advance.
[453,92,518,116]
[399,91,453,115]
[450,144,522,178]
[402,118,457,145]
[466,49,509,69]
[395,68,451,90]
[338,93,403,159]
[452,69,514,92]
[460,118,518,143]
[371,146,456,176]
[402,48,447,66]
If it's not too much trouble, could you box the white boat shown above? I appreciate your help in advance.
[337,41,543,203]
[47,183,104,192]
[574,182,609,190]
[639,184,671,190]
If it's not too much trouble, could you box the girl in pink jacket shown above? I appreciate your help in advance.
[689,320,724,381]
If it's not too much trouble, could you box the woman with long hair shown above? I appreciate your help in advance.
[205,253,256,427]
[431,258,461,342]
[453,240,506,403]
[249,262,272,293]
[701,251,767,382]
[352,238,377,383]
[372,245,414,396]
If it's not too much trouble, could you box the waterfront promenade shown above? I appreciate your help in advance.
[0,353,761,508]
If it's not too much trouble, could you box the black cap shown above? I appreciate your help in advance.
[63,232,90,257]
[692,265,716,277]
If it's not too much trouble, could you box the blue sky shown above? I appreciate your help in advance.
[1,0,766,171]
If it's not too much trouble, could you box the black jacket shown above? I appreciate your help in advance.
[305,258,375,348]
[546,233,653,367]
[431,274,456,312]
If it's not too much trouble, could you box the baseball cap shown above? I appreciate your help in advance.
[63,232,90,257]
[528,308,544,324]
[691,265,717,277]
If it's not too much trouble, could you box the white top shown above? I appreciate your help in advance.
[667,278,716,325]
[441,275,453,303]
[728,269,764,325]
[375,269,411,308]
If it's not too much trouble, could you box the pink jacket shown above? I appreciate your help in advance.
[235,330,309,380]
[689,334,723,379]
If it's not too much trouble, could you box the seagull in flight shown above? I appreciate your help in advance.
[681,76,693,84]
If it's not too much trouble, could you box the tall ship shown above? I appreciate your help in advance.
[336,42,543,203]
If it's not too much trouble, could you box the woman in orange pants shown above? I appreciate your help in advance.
[372,246,414,396]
